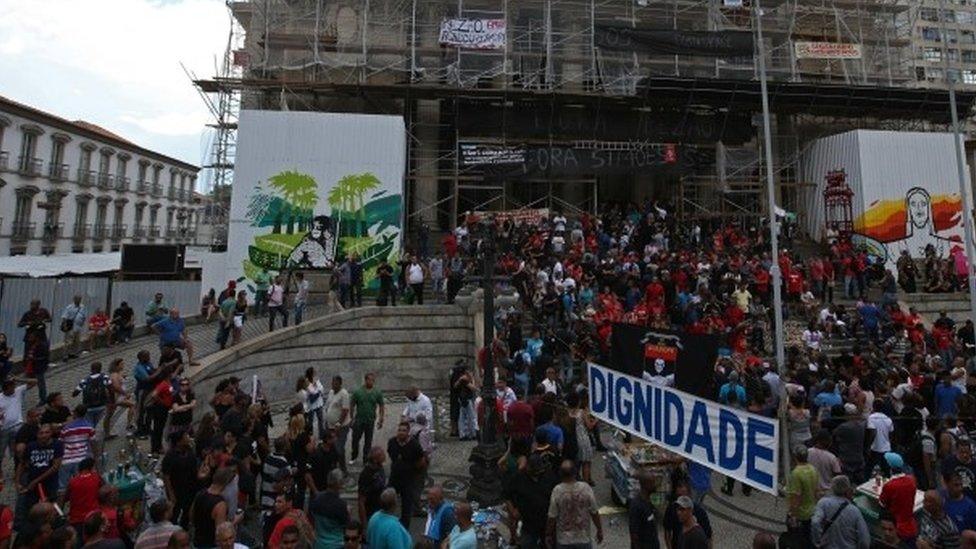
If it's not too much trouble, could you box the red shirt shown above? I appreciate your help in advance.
[787,272,804,294]
[153,381,174,409]
[879,475,918,540]
[754,269,770,292]
[88,313,109,331]
[809,259,824,281]
[506,401,535,440]
[67,470,102,525]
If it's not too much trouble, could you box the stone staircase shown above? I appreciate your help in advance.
[190,305,475,405]
[899,292,973,324]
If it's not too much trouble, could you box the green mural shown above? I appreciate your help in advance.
[242,170,401,290]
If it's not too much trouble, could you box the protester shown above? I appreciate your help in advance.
[349,372,384,465]
[60,295,87,360]
[546,460,603,548]
[810,475,870,548]
[152,309,198,366]
[134,500,182,549]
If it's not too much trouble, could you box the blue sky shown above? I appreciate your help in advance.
[0,0,227,187]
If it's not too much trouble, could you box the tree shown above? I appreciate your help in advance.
[269,171,319,235]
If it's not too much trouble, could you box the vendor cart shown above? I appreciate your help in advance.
[603,430,678,507]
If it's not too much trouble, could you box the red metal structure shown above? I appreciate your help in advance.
[823,169,854,238]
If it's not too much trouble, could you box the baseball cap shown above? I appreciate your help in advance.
[884,452,905,472]
[844,403,858,415]
[676,495,694,509]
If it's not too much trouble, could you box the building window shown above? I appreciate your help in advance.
[80,147,93,172]
[18,131,37,171]
[95,202,108,231]
[13,193,32,226]
[50,140,65,170]
[153,165,163,185]
[137,162,148,183]
[923,27,942,41]
[964,30,976,44]
[135,204,145,227]
[925,47,943,62]
[149,207,158,228]
[927,66,945,79]
[75,200,89,230]
[963,50,976,63]
[965,69,976,84]
[98,151,111,175]
[921,8,939,21]
[116,157,128,179]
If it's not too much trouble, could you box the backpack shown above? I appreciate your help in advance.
[82,374,109,408]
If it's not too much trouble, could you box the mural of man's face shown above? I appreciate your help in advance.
[908,191,930,229]
[311,220,323,239]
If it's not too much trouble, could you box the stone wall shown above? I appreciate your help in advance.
[187,305,474,415]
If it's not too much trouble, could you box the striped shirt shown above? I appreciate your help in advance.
[134,522,182,549]
[60,418,95,464]
[260,452,291,512]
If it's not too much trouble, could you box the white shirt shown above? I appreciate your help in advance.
[294,279,310,305]
[641,372,674,387]
[408,263,425,285]
[541,378,561,395]
[268,284,285,307]
[0,385,27,431]
[553,216,567,232]
[403,392,433,425]
[325,388,351,427]
[868,411,894,453]
[300,380,325,413]
[496,387,517,411]
[802,330,823,351]
[429,258,444,279]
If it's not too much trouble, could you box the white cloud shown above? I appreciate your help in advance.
[0,0,227,164]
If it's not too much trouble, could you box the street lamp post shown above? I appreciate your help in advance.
[467,221,506,506]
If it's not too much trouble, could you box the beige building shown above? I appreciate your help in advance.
[0,96,210,256]
[912,0,976,87]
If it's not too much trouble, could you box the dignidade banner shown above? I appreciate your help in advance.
[794,41,862,60]
[439,18,506,49]
[588,362,779,494]
[594,25,754,57]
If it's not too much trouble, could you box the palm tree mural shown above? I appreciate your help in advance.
[269,171,318,234]
[351,173,381,236]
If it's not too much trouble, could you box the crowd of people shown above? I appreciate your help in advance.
[1,199,975,549]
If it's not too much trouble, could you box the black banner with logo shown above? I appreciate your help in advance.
[459,143,683,176]
[595,25,755,58]
[609,323,719,400]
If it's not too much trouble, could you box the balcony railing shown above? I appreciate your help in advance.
[0,151,8,170]
[93,224,109,239]
[133,225,147,239]
[11,222,35,240]
[115,176,130,192]
[148,226,160,239]
[136,180,150,194]
[166,228,179,240]
[18,156,43,177]
[97,173,114,190]
[41,223,63,243]
[77,169,97,187]
[48,163,70,182]
[151,183,163,196]
[72,223,91,240]
[111,224,127,240]
[167,187,176,200]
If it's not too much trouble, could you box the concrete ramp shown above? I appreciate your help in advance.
[188,305,474,407]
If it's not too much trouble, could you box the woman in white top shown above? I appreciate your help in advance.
[802,320,823,352]
[297,367,326,437]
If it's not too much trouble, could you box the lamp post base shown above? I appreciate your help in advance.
[466,440,506,506]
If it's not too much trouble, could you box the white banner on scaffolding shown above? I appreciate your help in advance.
[795,41,863,60]
[439,18,506,50]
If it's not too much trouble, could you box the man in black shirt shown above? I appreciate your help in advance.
[387,421,425,528]
[504,454,557,549]
[110,302,135,344]
[307,429,341,496]
[358,446,387,526]
[309,469,349,545]
[17,300,51,346]
[628,472,661,549]
[161,431,198,528]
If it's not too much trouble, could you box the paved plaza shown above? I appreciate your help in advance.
[0,302,787,546]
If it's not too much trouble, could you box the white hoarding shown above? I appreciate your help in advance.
[801,130,970,267]
[227,110,405,292]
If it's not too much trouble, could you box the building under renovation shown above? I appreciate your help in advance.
[196,0,976,235]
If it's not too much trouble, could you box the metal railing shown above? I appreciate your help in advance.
[97,173,114,190]
[111,224,127,240]
[48,163,70,181]
[41,223,63,243]
[151,183,163,196]
[11,222,35,240]
[78,169,97,187]
[166,228,178,239]
[133,225,147,239]
[93,224,109,239]
[148,226,160,239]
[115,176,130,192]
[167,187,176,200]
[0,151,8,170]
[72,223,91,240]
[18,156,43,177]
[136,180,150,194]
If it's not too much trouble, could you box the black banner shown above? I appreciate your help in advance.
[459,143,683,176]
[456,102,755,145]
[609,323,719,400]
[595,25,755,58]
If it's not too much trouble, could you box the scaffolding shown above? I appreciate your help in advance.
[196,0,972,233]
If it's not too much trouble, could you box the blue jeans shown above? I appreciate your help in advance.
[216,321,231,349]
[294,302,306,325]
[338,284,350,307]
[86,406,105,428]
[459,400,477,439]
[59,460,80,492]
